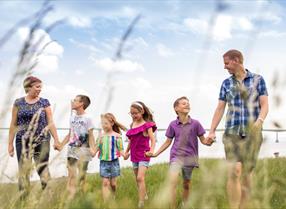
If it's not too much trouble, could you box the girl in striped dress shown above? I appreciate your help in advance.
[97,113,127,201]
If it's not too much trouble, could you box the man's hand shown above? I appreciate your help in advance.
[206,132,216,146]
[253,119,263,130]
[205,137,215,146]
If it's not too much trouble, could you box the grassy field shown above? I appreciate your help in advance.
[0,158,285,209]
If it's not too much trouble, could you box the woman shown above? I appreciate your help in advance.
[8,76,60,192]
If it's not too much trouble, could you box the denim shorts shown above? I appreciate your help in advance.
[169,162,194,180]
[132,161,150,169]
[100,159,120,178]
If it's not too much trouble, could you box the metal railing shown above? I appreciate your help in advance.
[1,127,285,143]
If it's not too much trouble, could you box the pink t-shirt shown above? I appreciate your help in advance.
[126,122,157,163]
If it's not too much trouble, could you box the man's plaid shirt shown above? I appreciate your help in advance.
[219,69,268,136]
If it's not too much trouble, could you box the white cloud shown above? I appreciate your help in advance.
[184,18,208,34]
[68,16,92,28]
[79,36,148,59]
[213,15,233,41]
[184,15,233,41]
[64,85,89,94]
[69,38,100,53]
[184,15,257,41]
[121,6,138,18]
[36,3,140,30]
[251,1,283,25]
[129,37,149,48]
[93,57,145,73]
[258,30,286,38]
[75,69,84,75]
[17,28,64,55]
[156,43,174,57]
[130,77,152,89]
[238,17,253,31]
[17,27,64,74]
[35,55,60,74]
[259,12,281,24]
[43,84,89,105]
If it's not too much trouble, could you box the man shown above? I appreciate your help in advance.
[207,49,268,209]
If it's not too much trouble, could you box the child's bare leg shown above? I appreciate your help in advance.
[181,166,194,206]
[183,179,191,204]
[133,168,138,176]
[67,163,77,198]
[168,170,179,209]
[110,177,117,195]
[133,168,139,187]
[137,166,148,202]
[78,161,88,192]
[102,177,111,201]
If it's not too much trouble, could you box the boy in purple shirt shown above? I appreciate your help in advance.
[150,96,214,208]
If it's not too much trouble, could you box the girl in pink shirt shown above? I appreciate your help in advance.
[124,101,156,208]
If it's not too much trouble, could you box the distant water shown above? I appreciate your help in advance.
[0,130,285,183]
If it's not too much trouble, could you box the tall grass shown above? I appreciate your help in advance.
[0,158,285,209]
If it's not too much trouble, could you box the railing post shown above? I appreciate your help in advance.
[275,131,279,143]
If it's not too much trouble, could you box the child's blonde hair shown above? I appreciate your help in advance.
[101,113,127,134]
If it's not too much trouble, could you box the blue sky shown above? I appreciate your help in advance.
[0,0,286,129]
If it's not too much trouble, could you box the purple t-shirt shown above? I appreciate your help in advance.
[126,122,157,163]
[165,117,205,167]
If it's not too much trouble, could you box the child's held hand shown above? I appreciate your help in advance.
[123,152,130,160]
[144,151,154,157]
[205,137,215,146]
[53,142,62,151]
[90,147,97,157]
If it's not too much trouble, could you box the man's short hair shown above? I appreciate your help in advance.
[223,49,244,64]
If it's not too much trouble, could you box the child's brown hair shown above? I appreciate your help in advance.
[76,95,91,110]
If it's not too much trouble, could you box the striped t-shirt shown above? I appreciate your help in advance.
[97,134,124,161]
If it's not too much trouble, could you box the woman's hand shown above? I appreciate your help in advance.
[8,143,14,157]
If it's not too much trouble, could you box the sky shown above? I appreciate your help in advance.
[1,0,286,131]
